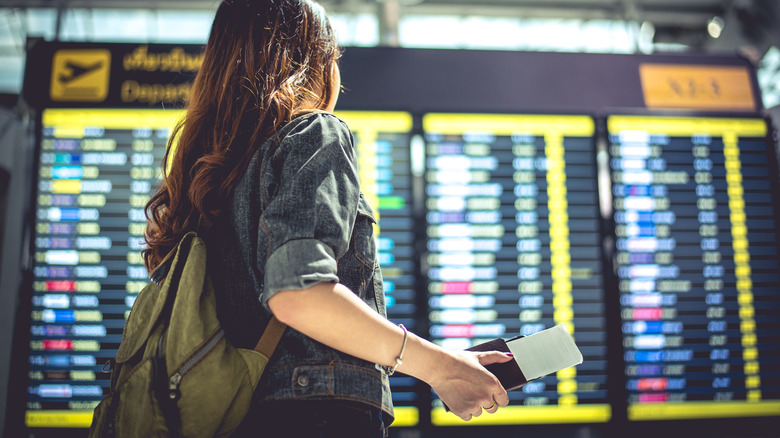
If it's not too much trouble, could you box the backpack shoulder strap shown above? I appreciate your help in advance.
[253,316,286,358]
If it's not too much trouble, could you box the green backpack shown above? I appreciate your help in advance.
[89,232,286,437]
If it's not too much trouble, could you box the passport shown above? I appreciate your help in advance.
[466,323,583,391]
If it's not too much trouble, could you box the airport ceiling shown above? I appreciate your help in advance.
[0,0,742,22]
[0,0,777,51]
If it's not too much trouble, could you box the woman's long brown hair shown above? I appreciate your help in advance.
[143,0,341,272]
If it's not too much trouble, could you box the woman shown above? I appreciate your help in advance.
[143,0,511,435]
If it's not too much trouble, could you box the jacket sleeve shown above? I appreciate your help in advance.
[258,114,359,310]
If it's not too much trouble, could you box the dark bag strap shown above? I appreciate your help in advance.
[254,316,286,357]
[153,225,287,358]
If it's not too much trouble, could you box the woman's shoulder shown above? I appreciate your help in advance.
[284,110,350,136]
[272,111,353,156]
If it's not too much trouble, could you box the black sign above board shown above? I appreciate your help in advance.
[24,40,763,114]
[23,41,203,109]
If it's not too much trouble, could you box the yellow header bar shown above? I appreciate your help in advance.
[26,410,94,428]
[43,108,185,136]
[389,407,419,427]
[423,114,594,136]
[334,111,413,133]
[431,404,611,426]
[629,400,780,421]
[23,406,412,429]
[608,115,767,137]
[639,64,756,111]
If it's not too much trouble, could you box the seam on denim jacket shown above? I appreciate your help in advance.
[258,136,282,263]
[328,360,334,394]
[351,219,376,270]
[356,207,377,224]
[261,362,394,417]
[372,269,384,315]
[353,197,378,270]
[272,361,386,379]
[265,238,339,278]
[267,394,390,416]
[353,248,374,271]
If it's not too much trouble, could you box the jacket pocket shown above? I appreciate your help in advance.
[372,264,387,318]
[352,193,377,270]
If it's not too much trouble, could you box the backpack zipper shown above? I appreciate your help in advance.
[167,328,225,400]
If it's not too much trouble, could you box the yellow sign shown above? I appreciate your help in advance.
[390,407,419,427]
[26,410,94,428]
[423,114,594,136]
[50,49,112,102]
[628,400,780,421]
[639,64,756,111]
[431,404,611,426]
[607,115,766,137]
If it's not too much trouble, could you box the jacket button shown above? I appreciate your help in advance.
[297,374,310,387]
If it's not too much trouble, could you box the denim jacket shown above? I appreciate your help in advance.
[205,112,394,422]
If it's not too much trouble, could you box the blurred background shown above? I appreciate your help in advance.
[1,1,779,437]
[0,0,778,107]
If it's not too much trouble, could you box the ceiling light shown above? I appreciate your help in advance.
[707,16,724,39]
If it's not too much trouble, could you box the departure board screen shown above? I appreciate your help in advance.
[26,109,420,428]
[27,108,181,428]
[336,111,420,426]
[608,116,780,421]
[423,114,611,425]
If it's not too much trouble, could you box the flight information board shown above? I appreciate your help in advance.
[423,114,611,425]
[27,108,180,428]
[336,111,420,426]
[25,109,420,428]
[608,116,780,421]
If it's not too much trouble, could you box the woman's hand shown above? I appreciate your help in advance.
[428,350,512,421]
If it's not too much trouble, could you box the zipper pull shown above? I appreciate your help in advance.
[107,418,116,437]
[169,373,182,401]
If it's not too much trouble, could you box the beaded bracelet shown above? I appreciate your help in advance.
[385,324,408,376]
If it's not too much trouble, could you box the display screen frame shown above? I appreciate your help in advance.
[4,109,86,438]
[419,110,617,428]
[602,111,780,431]
[6,107,433,435]
[6,40,778,437]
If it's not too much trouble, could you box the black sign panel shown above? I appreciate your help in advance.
[24,42,202,108]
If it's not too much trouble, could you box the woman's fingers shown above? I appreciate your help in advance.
[481,394,499,414]
[484,401,499,414]
[494,388,510,407]
[458,397,502,420]
[455,410,473,421]
[476,351,514,366]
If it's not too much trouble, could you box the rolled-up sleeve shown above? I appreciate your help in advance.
[259,114,359,309]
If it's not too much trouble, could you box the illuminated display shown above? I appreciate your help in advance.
[27,109,180,428]
[608,116,780,420]
[18,40,780,434]
[26,109,420,428]
[423,114,611,425]
[22,110,780,430]
[336,111,420,426]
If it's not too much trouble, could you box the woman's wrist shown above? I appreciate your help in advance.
[395,332,456,387]
[383,324,408,376]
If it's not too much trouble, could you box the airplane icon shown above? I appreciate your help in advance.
[58,60,105,84]
[50,49,111,102]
